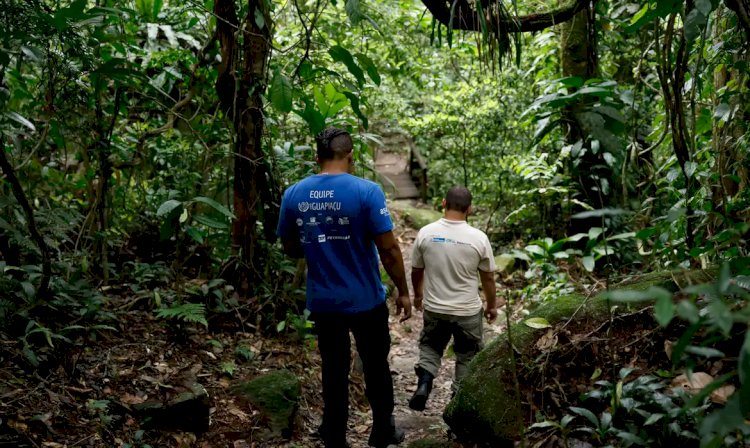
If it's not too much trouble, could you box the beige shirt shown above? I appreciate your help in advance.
[411,218,496,316]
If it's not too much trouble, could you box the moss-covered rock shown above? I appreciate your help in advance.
[406,439,454,448]
[390,201,442,230]
[495,254,515,274]
[233,370,301,440]
[443,269,716,445]
[444,294,608,444]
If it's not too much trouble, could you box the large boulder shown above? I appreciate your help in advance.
[443,269,715,445]
[494,254,515,275]
[389,201,442,230]
[233,370,302,440]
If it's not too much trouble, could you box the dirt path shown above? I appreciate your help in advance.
[341,202,508,448]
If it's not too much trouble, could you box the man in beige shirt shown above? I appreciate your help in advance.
[408,186,500,411]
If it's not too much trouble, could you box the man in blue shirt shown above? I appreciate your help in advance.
[277,127,412,448]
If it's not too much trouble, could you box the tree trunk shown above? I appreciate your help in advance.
[710,7,749,233]
[215,0,276,296]
[559,7,600,234]
[0,138,51,300]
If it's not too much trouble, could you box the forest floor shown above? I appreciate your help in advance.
[0,197,513,448]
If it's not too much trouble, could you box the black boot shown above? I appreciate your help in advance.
[408,367,434,411]
[368,415,405,448]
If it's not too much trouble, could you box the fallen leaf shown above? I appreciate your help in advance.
[172,432,197,448]
[672,372,713,392]
[233,441,250,448]
[535,329,558,351]
[121,393,146,405]
[710,385,736,404]
[228,407,250,422]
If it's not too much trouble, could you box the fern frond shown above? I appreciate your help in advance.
[155,303,208,328]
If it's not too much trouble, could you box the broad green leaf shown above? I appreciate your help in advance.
[569,406,599,427]
[254,8,265,29]
[345,0,363,25]
[684,345,725,358]
[328,46,366,87]
[529,421,557,429]
[191,196,235,220]
[560,414,574,428]
[6,112,36,131]
[524,245,546,257]
[582,256,595,272]
[193,214,230,230]
[675,300,700,324]
[616,430,646,445]
[269,71,293,113]
[322,83,349,118]
[294,99,325,135]
[654,294,674,327]
[157,199,182,217]
[354,53,381,86]
[603,286,672,303]
[152,0,163,19]
[684,8,706,45]
[572,208,631,219]
[342,91,369,129]
[708,298,733,336]
[524,317,551,329]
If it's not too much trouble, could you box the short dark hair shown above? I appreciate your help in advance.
[445,186,472,213]
[316,127,353,161]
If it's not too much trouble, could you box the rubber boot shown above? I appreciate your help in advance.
[368,415,404,448]
[408,367,434,411]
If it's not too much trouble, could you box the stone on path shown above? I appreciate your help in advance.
[133,382,210,433]
[233,370,301,441]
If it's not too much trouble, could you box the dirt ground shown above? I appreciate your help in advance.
[0,200,512,448]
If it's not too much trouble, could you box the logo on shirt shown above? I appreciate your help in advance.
[295,218,303,226]
[325,216,334,224]
[318,234,326,243]
[338,217,350,225]
[298,201,310,212]
[379,207,389,216]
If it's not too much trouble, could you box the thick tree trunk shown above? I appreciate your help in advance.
[710,7,749,233]
[560,8,600,234]
[232,0,271,294]
[215,0,276,296]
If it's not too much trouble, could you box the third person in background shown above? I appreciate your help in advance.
[408,185,502,411]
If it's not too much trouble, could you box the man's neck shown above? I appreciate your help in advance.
[319,161,349,174]
[444,210,467,221]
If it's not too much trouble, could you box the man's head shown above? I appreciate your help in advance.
[315,127,353,163]
[443,186,472,215]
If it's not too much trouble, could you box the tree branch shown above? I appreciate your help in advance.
[0,140,51,299]
[421,0,591,32]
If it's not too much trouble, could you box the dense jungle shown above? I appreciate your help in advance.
[1,0,750,447]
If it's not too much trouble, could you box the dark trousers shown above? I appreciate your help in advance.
[313,303,394,445]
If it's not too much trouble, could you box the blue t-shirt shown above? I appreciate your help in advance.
[276,173,394,313]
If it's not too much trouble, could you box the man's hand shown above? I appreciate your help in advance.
[484,307,498,324]
[395,294,412,322]
[414,295,424,312]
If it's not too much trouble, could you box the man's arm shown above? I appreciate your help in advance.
[479,270,499,323]
[374,230,412,322]
[411,267,425,311]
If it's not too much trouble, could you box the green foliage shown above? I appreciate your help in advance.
[154,302,208,328]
